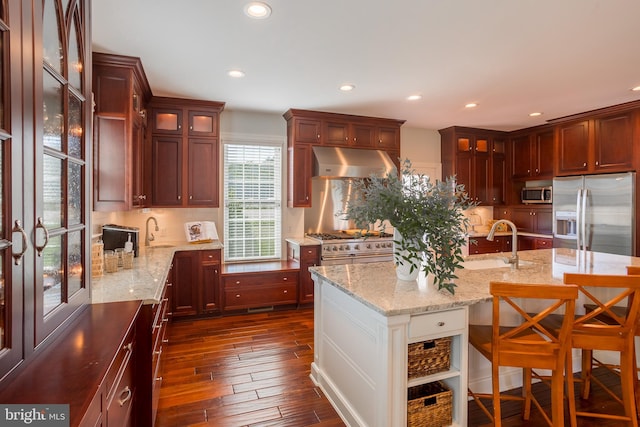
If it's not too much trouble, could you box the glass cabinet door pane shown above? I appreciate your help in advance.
[42,0,62,72]
[191,114,213,133]
[67,231,82,297]
[43,235,63,316]
[155,112,179,131]
[67,18,82,90]
[68,93,82,158]
[43,154,63,229]
[68,161,81,225]
[43,72,63,151]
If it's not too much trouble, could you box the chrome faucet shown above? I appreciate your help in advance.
[145,216,159,246]
[487,219,519,268]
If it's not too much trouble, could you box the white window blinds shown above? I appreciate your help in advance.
[223,143,282,262]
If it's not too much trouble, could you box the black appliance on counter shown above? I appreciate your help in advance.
[102,224,140,257]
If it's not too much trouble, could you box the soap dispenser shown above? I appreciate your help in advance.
[124,233,134,253]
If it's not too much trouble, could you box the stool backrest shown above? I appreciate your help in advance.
[563,273,640,350]
[490,281,578,370]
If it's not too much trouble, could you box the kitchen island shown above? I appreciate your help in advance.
[309,248,640,427]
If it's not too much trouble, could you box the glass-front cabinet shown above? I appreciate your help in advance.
[0,0,91,380]
[37,0,90,344]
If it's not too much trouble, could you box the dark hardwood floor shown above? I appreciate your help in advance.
[156,307,636,427]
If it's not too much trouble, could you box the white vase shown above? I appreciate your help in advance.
[393,229,420,281]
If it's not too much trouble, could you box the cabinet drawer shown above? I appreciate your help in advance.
[409,308,466,340]
[106,327,135,395]
[300,245,320,261]
[223,271,298,288]
[106,349,135,427]
[224,283,298,310]
[200,249,221,264]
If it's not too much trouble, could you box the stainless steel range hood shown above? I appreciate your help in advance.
[312,146,395,178]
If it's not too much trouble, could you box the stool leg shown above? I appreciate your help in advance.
[522,367,532,420]
[566,351,578,427]
[493,362,502,427]
[581,349,593,399]
[551,366,565,427]
[620,344,639,427]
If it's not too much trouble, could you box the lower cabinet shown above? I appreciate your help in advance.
[518,236,553,250]
[286,242,320,304]
[0,302,142,427]
[171,249,221,318]
[222,262,299,311]
[468,236,512,255]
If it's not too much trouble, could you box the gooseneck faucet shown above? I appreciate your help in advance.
[145,216,159,246]
[487,219,519,268]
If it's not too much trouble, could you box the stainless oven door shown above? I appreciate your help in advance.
[353,254,393,264]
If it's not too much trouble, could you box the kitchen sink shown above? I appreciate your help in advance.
[461,258,534,270]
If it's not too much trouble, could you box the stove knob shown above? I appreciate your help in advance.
[332,246,337,251]
[354,244,360,250]
[375,243,381,248]
[338,245,343,251]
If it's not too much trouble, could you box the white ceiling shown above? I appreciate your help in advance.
[91,0,640,131]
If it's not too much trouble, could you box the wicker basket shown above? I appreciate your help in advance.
[407,337,451,378]
[407,381,452,427]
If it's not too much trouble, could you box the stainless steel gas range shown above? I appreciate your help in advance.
[306,231,394,265]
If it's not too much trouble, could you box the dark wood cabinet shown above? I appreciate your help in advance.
[511,127,554,179]
[222,262,299,311]
[511,206,553,235]
[284,109,404,207]
[171,250,221,319]
[556,111,636,176]
[518,236,553,250]
[149,97,224,208]
[92,53,151,211]
[468,236,512,255]
[440,126,507,205]
[287,242,321,304]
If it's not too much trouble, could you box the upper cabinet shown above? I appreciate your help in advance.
[555,110,637,176]
[93,53,151,211]
[511,127,554,180]
[440,127,508,205]
[149,97,225,208]
[284,109,404,208]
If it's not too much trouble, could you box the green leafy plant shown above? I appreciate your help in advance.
[342,159,474,294]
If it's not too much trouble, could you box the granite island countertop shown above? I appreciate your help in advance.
[91,240,224,305]
[309,248,640,317]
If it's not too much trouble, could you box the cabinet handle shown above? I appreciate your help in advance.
[235,281,240,284]
[208,255,213,259]
[189,195,193,200]
[123,342,133,352]
[162,339,169,344]
[317,134,320,139]
[177,195,182,200]
[178,124,182,130]
[11,219,27,265]
[167,283,173,287]
[437,321,445,327]
[283,290,288,293]
[190,125,193,130]
[154,349,162,355]
[155,376,163,382]
[34,217,49,256]
[118,387,132,406]
[162,298,168,302]
[583,162,587,167]
[595,161,599,166]
[236,294,241,298]
[283,277,287,281]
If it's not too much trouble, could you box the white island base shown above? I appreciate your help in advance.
[310,274,468,427]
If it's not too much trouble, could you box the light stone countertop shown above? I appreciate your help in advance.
[285,237,322,246]
[309,248,640,317]
[91,240,224,305]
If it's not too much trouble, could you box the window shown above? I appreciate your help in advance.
[223,142,282,262]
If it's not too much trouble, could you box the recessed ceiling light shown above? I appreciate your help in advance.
[228,69,245,78]
[407,95,422,101]
[632,85,640,92]
[244,2,272,19]
[340,84,355,92]
[465,102,478,108]
[529,112,543,117]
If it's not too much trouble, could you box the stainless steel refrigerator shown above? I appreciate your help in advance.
[553,172,636,256]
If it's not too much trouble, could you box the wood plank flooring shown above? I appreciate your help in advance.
[156,308,637,427]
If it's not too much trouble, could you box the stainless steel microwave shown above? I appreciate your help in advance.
[521,186,552,204]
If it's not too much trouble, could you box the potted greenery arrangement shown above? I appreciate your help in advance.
[342,159,474,294]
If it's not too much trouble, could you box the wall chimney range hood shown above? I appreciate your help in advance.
[312,146,396,178]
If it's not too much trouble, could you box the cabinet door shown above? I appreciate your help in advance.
[490,139,506,205]
[376,126,400,150]
[352,123,376,147]
[557,121,589,175]
[288,144,312,207]
[131,120,147,208]
[594,112,634,172]
[535,130,555,177]
[324,121,350,146]
[200,250,221,314]
[187,138,218,206]
[511,134,532,179]
[151,136,182,206]
[171,252,198,317]
[533,207,553,234]
[298,246,320,304]
[473,137,491,204]
[188,110,218,137]
[293,118,321,144]
[36,0,91,344]
[511,208,534,233]
[152,107,183,135]
[93,116,128,210]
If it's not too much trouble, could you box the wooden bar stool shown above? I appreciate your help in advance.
[468,281,578,426]
[559,272,640,427]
